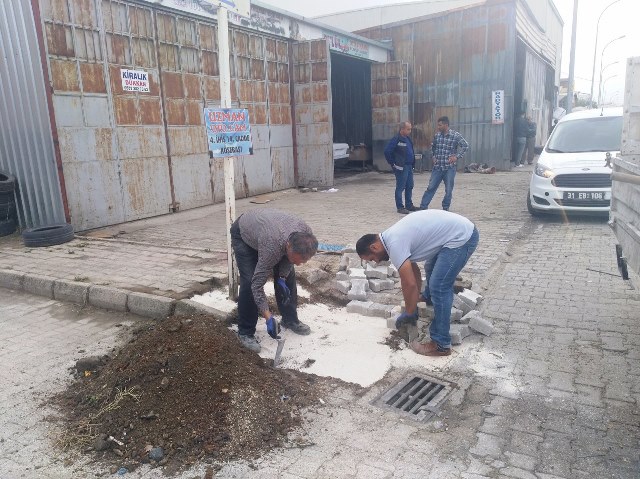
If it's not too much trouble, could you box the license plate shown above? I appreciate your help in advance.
[563,191,605,200]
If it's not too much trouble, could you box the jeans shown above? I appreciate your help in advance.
[422,227,479,348]
[393,165,414,209]
[524,137,535,164]
[419,167,456,210]
[230,221,298,336]
[514,137,526,165]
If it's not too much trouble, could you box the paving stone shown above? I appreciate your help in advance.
[388,265,399,277]
[347,279,369,300]
[303,268,330,284]
[459,288,483,308]
[335,280,351,294]
[469,313,494,336]
[368,278,395,292]
[335,271,349,281]
[341,254,363,272]
[88,285,128,312]
[450,307,463,322]
[53,280,89,305]
[367,303,395,318]
[127,291,175,319]
[348,268,366,279]
[365,291,400,305]
[417,302,434,319]
[450,324,471,345]
[346,300,373,315]
[453,294,472,315]
[23,275,55,299]
[365,264,389,279]
[0,269,24,290]
[461,309,481,325]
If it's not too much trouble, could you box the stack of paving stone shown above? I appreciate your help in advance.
[336,247,494,345]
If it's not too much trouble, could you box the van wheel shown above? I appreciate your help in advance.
[22,223,74,247]
[0,172,16,194]
[527,192,541,216]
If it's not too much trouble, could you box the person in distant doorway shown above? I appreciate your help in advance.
[513,111,528,167]
[419,116,469,211]
[523,115,537,165]
[385,121,417,215]
[230,209,318,353]
[356,210,479,356]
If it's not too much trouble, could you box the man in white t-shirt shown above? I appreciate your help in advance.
[356,210,479,356]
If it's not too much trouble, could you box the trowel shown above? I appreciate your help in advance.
[273,338,286,367]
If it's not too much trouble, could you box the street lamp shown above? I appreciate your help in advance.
[589,0,622,108]
[600,74,619,106]
[597,35,625,106]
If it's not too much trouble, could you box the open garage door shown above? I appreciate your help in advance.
[371,61,409,170]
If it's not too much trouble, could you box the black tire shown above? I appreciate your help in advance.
[0,192,16,221]
[22,223,74,247]
[0,218,16,237]
[527,192,541,217]
[0,172,16,194]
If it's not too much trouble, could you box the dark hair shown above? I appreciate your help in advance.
[437,116,449,125]
[356,234,378,256]
[289,232,318,258]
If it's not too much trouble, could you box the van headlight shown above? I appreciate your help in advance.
[535,163,555,179]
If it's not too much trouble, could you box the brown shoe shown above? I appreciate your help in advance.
[409,340,451,356]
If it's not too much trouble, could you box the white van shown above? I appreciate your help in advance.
[527,107,623,215]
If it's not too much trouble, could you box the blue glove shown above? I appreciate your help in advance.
[266,315,281,339]
[276,277,291,306]
[395,311,418,329]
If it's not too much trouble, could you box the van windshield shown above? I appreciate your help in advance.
[546,116,622,153]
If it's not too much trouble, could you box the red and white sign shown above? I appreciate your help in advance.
[121,68,150,93]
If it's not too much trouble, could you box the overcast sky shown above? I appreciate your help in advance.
[262,0,638,106]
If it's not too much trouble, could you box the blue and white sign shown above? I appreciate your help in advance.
[204,108,253,157]
[492,90,504,124]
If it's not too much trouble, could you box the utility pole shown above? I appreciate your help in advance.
[566,0,578,113]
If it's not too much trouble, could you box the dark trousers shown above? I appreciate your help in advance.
[524,137,535,164]
[230,220,298,336]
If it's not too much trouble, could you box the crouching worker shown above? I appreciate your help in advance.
[356,210,479,356]
[230,208,318,352]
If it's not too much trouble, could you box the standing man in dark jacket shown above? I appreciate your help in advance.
[230,208,318,353]
[513,111,528,167]
[524,115,537,165]
[385,121,417,215]
[419,116,469,211]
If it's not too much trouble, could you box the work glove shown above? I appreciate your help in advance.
[395,311,418,330]
[276,277,291,306]
[266,315,281,339]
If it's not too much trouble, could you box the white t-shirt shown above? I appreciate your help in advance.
[380,210,474,268]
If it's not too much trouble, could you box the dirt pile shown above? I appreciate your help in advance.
[53,314,335,475]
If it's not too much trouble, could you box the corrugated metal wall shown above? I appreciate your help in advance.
[292,39,333,187]
[359,2,518,170]
[37,0,296,231]
[0,0,66,229]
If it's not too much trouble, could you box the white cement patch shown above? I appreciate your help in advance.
[190,283,311,312]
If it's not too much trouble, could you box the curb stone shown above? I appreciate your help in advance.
[174,299,229,320]
[128,291,175,319]
[88,285,128,312]
[54,279,90,305]
[0,269,25,290]
[23,274,55,299]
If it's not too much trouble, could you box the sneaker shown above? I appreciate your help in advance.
[407,205,420,211]
[397,208,410,214]
[516,164,524,168]
[282,320,311,335]
[442,207,449,211]
[238,334,261,353]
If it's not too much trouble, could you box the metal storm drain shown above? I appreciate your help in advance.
[373,374,454,422]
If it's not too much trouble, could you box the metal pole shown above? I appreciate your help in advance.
[589,0,621,108]
[566,0,578,114]
[597,35,625,107]
[217,7,238,300]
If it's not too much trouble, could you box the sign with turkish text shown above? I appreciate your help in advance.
[322,32,370,59]
[138,0,250,19]
[121,68,149,93]
[492,90,504,124]
[204,108,253,157]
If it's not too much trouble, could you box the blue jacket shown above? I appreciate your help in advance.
[384,133,414,167]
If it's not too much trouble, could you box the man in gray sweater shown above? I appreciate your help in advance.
[230,209,318,352]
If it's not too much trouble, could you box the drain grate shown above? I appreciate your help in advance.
[373,374,454,422]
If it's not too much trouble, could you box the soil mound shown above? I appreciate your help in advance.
[53,314,333,475]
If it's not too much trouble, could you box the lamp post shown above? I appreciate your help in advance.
[600,74,619,107]
[589,0,622,108]
[597,35,625,106]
